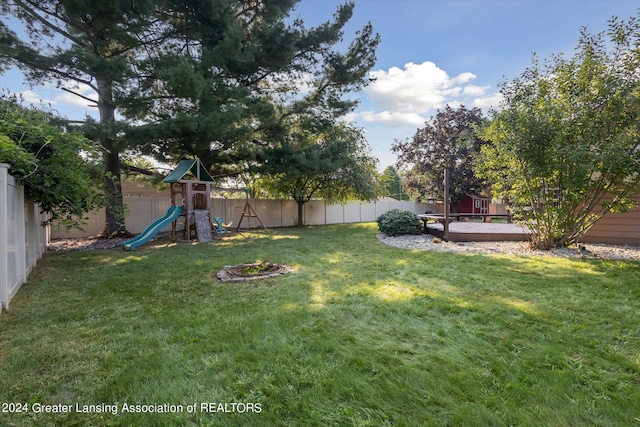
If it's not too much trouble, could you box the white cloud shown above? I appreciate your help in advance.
[361,61,500,125]
[455,72,476,84]
[54,91,95,108]
[54,82,97,108]
[367,61,461,113]
[471,92,504,109]
[463,84,489,96]
[359,110,425,126]
[342,112,359,123]
[18,90,56,106]
[14,81,97,111]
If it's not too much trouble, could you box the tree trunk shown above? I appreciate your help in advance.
[296,200,305,227]
[103,149,128,236]
[97,77,129,237]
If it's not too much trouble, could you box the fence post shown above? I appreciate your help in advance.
[15,183,26,289]
[0,164,9,311]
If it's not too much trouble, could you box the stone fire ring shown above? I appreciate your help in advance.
[215,262,294,282]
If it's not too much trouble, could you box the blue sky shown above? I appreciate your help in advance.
[2,0,638,171]
[293,0,639,171]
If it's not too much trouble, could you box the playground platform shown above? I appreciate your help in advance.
[424,221,531,242]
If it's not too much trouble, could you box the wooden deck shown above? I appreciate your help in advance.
[425,221,531,242]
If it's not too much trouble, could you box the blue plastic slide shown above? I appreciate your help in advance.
[123,205,183,251]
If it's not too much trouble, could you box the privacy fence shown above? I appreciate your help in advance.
[51,191,433,239]
[49,184,640,245]
[0,164,48,312]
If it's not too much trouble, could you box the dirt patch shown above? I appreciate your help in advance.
[215,261,294,282]
[47,232,173,252]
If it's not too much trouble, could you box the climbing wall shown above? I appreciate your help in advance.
[193,210,212,243]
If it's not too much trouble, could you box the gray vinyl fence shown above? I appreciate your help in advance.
[0,164,48,313]
[51,196,433,239]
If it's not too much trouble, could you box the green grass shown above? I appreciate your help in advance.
[1,223,639,426]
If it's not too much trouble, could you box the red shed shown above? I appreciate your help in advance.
[457,194,490,215]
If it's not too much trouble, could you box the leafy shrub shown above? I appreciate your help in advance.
[377,209,422,236]
[0,96,102,228]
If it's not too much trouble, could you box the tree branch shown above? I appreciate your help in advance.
[60,87,98,106]
[13,0,88,47]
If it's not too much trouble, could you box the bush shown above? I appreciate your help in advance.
[0,96,102,228]
[377,209,422,236]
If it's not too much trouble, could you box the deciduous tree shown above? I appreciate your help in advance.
[257,123,378,225]
[0,96,101,228]
[392,105,486,206]
[477,14,640,249]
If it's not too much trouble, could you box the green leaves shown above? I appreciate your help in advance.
[0,97,102,228]
[376,209,421,236]
[0,134,37,176]
[256,123,378,224]
[393,105,487,203]
[1,0,380,231]
[478,13,640,249]
[378,166,407,200]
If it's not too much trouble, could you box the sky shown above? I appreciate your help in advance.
[1,0,639,172]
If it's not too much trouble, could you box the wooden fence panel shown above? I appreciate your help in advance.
[583,195,640,245]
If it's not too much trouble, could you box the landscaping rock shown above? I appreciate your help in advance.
[376,233,640,261]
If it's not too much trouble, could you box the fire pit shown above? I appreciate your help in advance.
[215,261,294,282]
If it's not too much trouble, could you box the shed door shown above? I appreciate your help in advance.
[474,198,489,214]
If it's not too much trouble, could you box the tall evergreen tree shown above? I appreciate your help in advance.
[0,0,169,236]
[379,166,406,200]
[128,1,379,181]
[1,0,379,232]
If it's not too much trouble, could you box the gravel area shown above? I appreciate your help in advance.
[377,233,640,261]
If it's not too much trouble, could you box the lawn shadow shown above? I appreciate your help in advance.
[2,223,639,426]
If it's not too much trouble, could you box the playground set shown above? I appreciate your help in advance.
[123,159,267,251]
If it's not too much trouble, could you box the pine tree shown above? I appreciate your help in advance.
[1,0,168,235]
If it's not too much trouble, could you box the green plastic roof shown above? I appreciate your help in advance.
[162,159,214,183]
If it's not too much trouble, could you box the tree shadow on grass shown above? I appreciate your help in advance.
[2,224,640,425]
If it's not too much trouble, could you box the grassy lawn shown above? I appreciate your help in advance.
[1,223,639,426]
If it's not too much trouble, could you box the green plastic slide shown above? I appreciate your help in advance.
[123,205,183,251]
